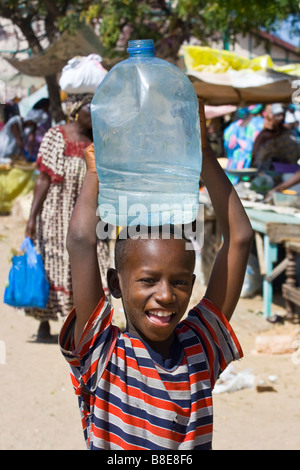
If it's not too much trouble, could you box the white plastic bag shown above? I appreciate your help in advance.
[213,364,255,394]
[241,253,262,298]
[59,54,107,93]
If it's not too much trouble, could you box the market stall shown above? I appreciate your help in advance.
[0,162,36,213]
[182,45,300,105]
[5,25,105,78]
[243,201,300,319]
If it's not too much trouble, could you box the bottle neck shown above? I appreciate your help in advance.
[127,39,155,58]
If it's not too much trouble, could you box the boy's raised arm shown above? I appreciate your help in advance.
[199,102,254,321]
[67,144,104,346]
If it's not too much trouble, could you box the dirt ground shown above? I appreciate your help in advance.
[1,205,300,451]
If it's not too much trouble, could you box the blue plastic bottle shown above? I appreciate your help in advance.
[91,39,202,227]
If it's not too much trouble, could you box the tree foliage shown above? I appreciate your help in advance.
[1,0,298,58]
[0,0,298,117]
[82,0,300,58]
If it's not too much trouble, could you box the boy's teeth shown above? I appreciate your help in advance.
[149,310,173,317]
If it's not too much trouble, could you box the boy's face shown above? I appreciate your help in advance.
[109,237,195,353]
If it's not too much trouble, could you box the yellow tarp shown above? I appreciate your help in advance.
[181,45,300,76]
[181,45,275,74]
[275,63,300,76]
[0,167,36,213]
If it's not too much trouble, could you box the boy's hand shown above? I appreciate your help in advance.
[198,99,208,150]
[84,143,97,174]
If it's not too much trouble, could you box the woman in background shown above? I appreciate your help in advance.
[25,95,110,341]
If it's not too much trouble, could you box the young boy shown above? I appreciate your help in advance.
[59,102,253,450]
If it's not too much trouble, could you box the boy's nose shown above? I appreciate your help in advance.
[154,280,174,304]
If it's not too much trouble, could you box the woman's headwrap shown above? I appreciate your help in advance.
[248,104,263,115]
[67,93,93,120]
[238,104,263,119]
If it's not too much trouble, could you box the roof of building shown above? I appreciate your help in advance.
[254,29,300,55]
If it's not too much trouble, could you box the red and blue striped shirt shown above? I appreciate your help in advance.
[59,296,242,450]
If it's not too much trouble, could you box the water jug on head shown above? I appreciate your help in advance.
[91,39,202,227]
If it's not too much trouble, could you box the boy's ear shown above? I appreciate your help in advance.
[107,268,122,299]
[190,273,196,297]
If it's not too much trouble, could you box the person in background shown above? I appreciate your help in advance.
[0,112,36,162]
[266,170,300,200]
[252,103,300,171]
[206,118,225,158]
[25,94,110,341]
[24,98,52,162]
[223,104,264,184]
[4,98,20,123]
[284,106,300,146]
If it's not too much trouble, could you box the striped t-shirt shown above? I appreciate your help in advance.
[59,296,242,450]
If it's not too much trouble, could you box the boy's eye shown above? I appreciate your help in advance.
[173,280,188,287]
[138,278,189,287]
[139,278,156,284]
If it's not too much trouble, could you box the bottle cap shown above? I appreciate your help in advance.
[127,39,155,54]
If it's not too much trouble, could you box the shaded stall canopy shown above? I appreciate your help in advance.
[188,68,297,105]
[5,25,105,77]
[182,46,299,106]
[18,84,49,118]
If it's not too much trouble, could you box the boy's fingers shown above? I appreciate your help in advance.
[198,99,208,147]
[84,143,95,160]
[84,143,97,173]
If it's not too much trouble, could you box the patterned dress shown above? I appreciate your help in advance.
[26,126,110,322]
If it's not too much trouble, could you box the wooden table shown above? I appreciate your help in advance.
[282,241,300,321]
[244,204,300,318]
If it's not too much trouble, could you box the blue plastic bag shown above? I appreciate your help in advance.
[4,237,49,309]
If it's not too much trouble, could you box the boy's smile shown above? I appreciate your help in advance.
[108,236,195,357]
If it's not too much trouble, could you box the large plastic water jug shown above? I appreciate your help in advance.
[91,39,202,227]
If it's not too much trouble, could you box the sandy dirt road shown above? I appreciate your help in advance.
[1,210,300,450]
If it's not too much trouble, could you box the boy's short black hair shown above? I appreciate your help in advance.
[114,224,195,273]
